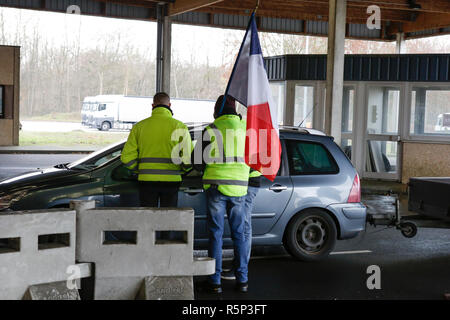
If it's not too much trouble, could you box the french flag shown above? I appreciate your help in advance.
[222,12,281,181]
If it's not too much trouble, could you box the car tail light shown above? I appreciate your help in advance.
[347,173,361,203]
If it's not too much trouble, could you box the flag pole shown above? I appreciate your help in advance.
[255,0,260,13]
[218,10,257,116]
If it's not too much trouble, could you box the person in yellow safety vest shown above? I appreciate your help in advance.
[121,92,193,208]
[191,95,250,294]
[221,168,262,281]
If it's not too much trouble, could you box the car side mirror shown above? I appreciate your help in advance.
[112,164,138,181]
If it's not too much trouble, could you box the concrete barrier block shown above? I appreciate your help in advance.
[92,277,144,300]
[72,201,215,299]
[76,207,195,277]
[136,276,194,300]
[23,281,80,300]
[0,209,76,300]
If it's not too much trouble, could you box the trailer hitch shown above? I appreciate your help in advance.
[366,192,418,238]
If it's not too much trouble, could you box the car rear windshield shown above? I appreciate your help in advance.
[286,139,339,175]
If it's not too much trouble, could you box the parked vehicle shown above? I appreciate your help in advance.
[435,113,450,132]
[80,96,97,126]
[0,127,366,261]
[170,98,215,124]
[90,95,215,131]
[86,100,100,128]
[91,95,125,130]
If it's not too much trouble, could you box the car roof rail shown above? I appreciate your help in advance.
[279,126,327,136]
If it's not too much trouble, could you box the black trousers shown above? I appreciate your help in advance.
[139,181,181,207]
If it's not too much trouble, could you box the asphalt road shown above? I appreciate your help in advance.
[0,154,84,180]
[195,226,450,300]
[1,154,449,300]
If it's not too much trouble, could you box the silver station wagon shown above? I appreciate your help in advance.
[0,126,366,261]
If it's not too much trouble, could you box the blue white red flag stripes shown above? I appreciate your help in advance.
[222,12,281,181]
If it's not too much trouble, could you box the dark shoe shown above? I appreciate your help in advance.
[221,266,233,272]
[198,280,222,294]
[235,282,248,293]
[221,269,236,280]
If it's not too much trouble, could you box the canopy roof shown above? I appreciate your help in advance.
[0,0,449,40]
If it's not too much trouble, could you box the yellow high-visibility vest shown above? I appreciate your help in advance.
[203,114,249,197]
[120,107,192,182]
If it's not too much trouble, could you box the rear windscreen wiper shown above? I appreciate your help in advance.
[54,163,69,169]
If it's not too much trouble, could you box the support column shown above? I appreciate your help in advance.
[325,0,346,144]
[396,32,406,54]
[156,4,172,94]
[284,81,296,126]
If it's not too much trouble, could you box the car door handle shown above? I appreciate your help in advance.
[183,189,204,194]
[269,184,287,192]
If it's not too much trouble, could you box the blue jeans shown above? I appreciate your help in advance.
[206,188,248,284]
[243,186,259,261]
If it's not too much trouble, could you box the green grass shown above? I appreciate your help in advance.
[19,131,129,147]
[22,112,81,122]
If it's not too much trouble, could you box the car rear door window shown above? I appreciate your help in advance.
[286,139,338,175]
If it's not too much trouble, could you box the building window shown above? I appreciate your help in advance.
[341,87,354,133]
[367,86,400,135]
[269,82,285,125]
[0,85,4,118]
[410,87,450,136]
[294,85,314,128]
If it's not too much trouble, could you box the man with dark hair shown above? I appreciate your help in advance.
[121,92,192,207]
[192,95,250,293]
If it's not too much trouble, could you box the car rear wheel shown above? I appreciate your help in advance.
[284,209,337,262]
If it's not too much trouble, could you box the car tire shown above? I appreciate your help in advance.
[284,209,337,262]
[101,121,111,131]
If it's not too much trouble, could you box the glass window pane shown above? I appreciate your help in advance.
[365,140,397,173]
[410,87,450,135]
[367,87,399,134]
[286,140,338,175]
[270,82,285,125]
[294,85,314,128]
[341,138,352,160]
[342,87,354,133]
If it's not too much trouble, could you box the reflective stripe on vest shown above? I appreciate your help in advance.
[139,169,182,175]
[138,158,181,175]
[203,179,248,186]
[123,159,138,168]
